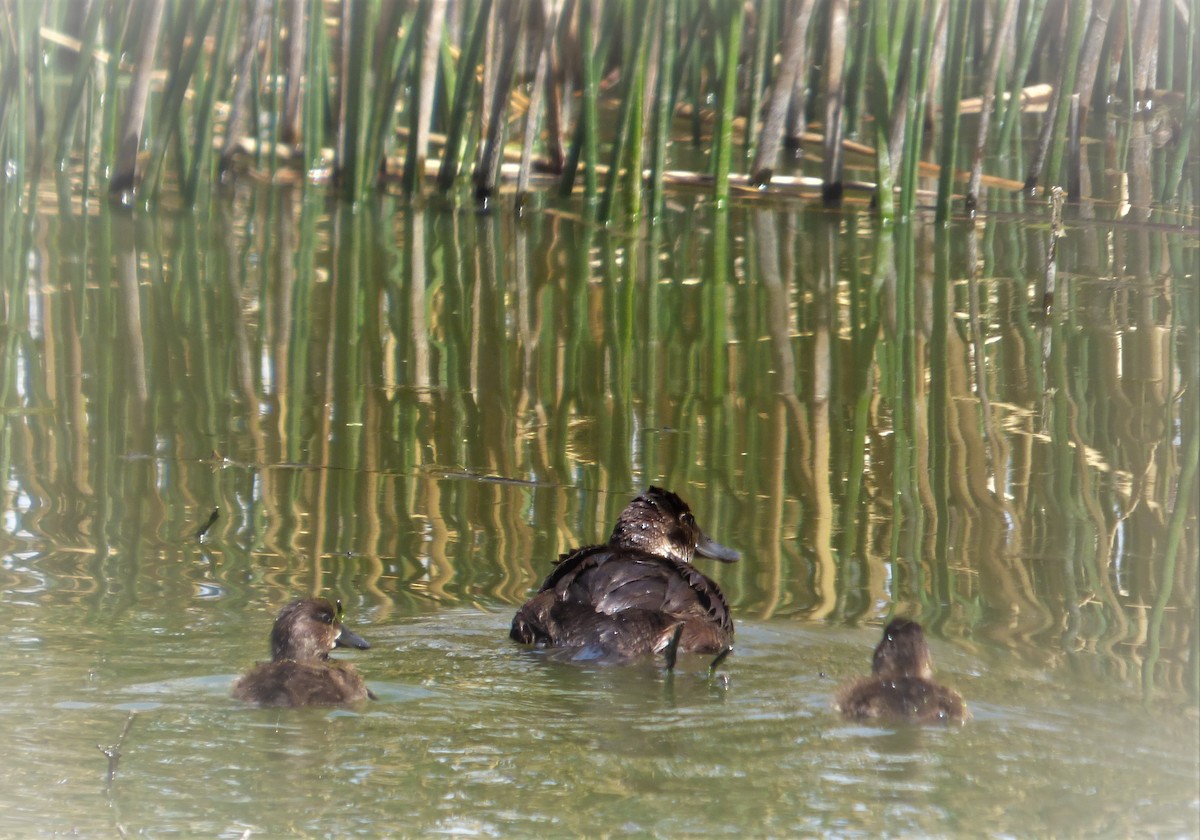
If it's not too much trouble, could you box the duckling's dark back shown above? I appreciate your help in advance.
[233,598,373,707]
[232,659,371,707]
[835,619,969,724]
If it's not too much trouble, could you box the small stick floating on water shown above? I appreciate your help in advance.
[193,507,219,541]
[97,711,137,792]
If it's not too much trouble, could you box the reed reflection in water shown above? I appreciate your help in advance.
[3,185,1195,708]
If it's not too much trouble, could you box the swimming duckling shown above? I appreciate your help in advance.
[233,598,374,707]
[835,618,969,724]
[511,487,741,662]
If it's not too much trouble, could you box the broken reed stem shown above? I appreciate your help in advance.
[98,711,138,793]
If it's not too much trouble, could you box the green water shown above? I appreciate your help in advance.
[0,185,1196,836]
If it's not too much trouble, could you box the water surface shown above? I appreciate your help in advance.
[1,186,1196,836]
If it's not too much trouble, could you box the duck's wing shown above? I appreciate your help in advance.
[534,544,609,592]
[512,547,734,655]
[560,551,733,637]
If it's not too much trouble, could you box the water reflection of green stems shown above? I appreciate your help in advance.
[707,211,730,486]
[882,222,922,600]
[1143,244,1200,701]
[605,223,634,492]
[927,227,952,612]
[750,209,794,619]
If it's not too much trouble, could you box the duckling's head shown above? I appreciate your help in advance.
[269,598,370,663]
[607,486,741,566]
[871,618,934,680]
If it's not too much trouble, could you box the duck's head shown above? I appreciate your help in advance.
[607,486,741,566]
[269,598,371,663]
[871,618,934,680]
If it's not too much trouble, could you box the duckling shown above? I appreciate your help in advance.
[511,487,741,661]
[233,598,374,707]
[835,618,969,724]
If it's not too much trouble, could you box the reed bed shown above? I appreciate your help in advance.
[0,0,1196,221]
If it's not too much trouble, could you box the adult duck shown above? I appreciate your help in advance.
[511,487,740,662]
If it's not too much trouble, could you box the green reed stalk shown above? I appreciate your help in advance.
[672,2,705,147]
[842,0,870,142]
[142,0,218,199]
[897,0,933,219]
[822,0,849,203]
[1162,0,1196,203]
[967,0,1018,209]
[751,0,814,186]
[280,0,305,145]
[996,0,1048,152]
[371,3,418,190]
[402,0,444,194]
[560,3,601,197]
[1074,0,1117,118]
[264,0,281,175]
[99,5,124,191]
[649,0,677,220]
[398,0,436,192]
[580,0,600,202]
[438,0,492,191]
[744,0,775,163]
[868,0,904,219]
[622,1,652,221]
[474,0,526,200]
[599,0,647,224]
[934,0,970,222]
[1043,0,1087,190]
[713,0,743,207]
[302,0,327,178]
[54,0,107,169]
[220,0,271,173]
[517,0,562,206]
[340,1,376,200]
[2,0,31,198]
[110,0,165,199]
[186,0,238,203]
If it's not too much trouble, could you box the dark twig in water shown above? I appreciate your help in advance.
[193,507,219,541]
[662,624,684,671]
[97,711,137,793]
[1040,187,1066,314]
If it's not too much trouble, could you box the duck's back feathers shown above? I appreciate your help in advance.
[510,544,733,658]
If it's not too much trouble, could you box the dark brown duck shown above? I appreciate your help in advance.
[233,598,374,707]
[835,618,969,724]
[510,487,741,661]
